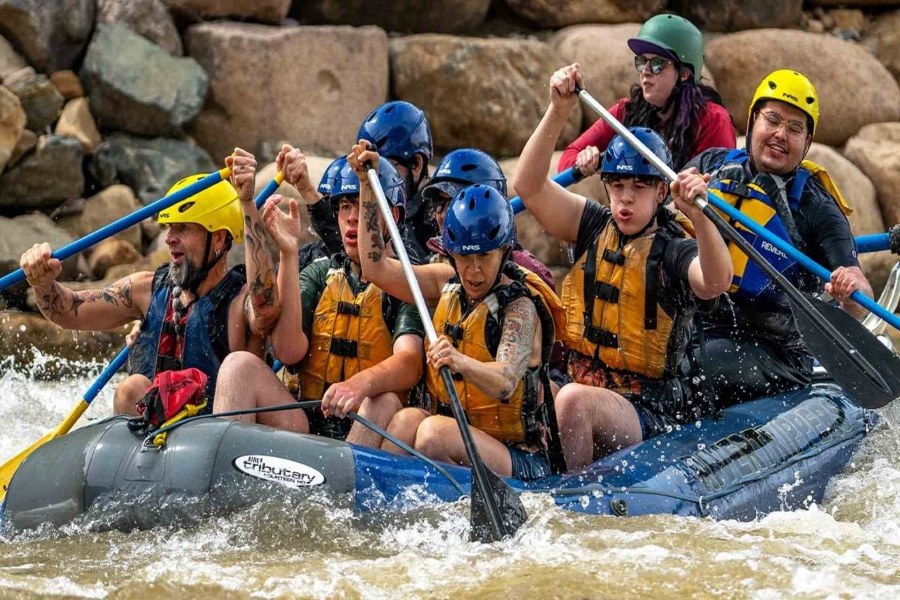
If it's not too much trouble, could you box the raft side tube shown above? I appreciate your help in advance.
[5,418,359,532]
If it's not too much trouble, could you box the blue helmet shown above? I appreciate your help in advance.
[357,101,433,163]
[330,159,406,212]
[442,185,515,256]
[422,148,507,202]
[600,127,672,180]
[317,156,346,196]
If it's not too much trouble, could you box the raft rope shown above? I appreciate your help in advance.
[145,400,466,495]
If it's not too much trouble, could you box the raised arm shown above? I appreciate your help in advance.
[512,63,589,244]
[278,144,342,255]
[262,194,309,365]
[428,296,538,400]
[228,149,280,337]
[670,168,733,299]
[20,242,151,330]
[348,142,453,306]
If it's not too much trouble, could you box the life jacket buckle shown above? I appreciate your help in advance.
[329,338,358,357]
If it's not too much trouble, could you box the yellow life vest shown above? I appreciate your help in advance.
[560,211,693,379]
[298,266,395,400]
[708,150,851,307]
[425,264,563,444]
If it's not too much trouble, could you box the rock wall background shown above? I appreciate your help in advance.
[1,0,900,363]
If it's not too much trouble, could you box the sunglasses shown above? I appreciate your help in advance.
[634,55,673,75]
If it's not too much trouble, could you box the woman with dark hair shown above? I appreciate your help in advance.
[558,13,735,174]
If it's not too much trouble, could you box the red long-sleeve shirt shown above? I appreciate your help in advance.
[558,98,736,172]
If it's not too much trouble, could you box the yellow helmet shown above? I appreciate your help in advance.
[158,174,244,244]
[747,69,819,137]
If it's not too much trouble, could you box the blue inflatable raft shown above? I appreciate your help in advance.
[0,382,877,532]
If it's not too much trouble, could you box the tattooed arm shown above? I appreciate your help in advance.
[426,296,539,400]
[227,149,280,337]
[20,243,151,330]
[348,142,453,307]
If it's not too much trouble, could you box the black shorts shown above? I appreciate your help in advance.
[702,334,813,408]
[302,405,352,441]
[507,445,551,481]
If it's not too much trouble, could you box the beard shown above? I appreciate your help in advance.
[168,258,206,291]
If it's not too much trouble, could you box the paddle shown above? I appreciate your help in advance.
[364,161,527,543]
[0,167,233,293]
[0,346,129,502]
[856,225,900,255]
[0,169,283,504]
[510,167,583,214]
[575,86,900,410]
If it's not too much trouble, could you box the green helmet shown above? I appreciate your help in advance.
[627,14,704,82]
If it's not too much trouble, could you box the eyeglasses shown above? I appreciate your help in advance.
[634,55,673,75]
[758,110,807,137]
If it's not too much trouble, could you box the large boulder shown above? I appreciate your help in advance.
[164,0,291,25]
[88,238,141,278]
[186,23,388,162]
[7,128,36,169]
[0,135,83,209]
[503,0,660,28]
[0,212,83,285]
[864,10,900,83]
[391,35,581,158]
[668,0,802,31]
[549,24,640,127]
[3,67,65,132]
[0,85,25,173]
[706,29,900,146]
[844,123,900,228]
[49,70,85,100]
[289,0,490,34]
[54,97,102,154]
[89,133,216,204]
[0,34,27,81]
[0,0,95,73]
[80,24,208,138]
[97,0,183,56]
[56,184,143,250]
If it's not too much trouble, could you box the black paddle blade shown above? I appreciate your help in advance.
[792,294,900,409]
[469,470,528,543]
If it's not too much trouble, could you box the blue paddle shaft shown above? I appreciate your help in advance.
[255,178,280,209]
[84,346,130,403]
[856,233,889,253]
[704,194,900,331]
[856,226,900,255]
[510,167,581,214]
[0,169,228,292]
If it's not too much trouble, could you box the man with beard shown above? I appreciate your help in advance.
[19,149,283,415]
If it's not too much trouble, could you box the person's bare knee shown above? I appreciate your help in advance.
[382,408,429,454]
[113,374,151,416]
[414,416,456,462]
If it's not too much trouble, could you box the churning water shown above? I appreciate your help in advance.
[0,354,898,599]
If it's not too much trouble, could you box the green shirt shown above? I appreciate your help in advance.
[299,255,425,342]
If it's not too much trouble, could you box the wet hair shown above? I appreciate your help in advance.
[623,77,729,170]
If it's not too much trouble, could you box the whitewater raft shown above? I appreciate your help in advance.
[0,382,877,532]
